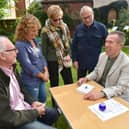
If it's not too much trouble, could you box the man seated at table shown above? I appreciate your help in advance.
[78,31,129,102]
[0,36,59,129]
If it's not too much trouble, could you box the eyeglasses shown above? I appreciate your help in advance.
[52,18,62,22]
[82,15,92,20]
[4,48,18,53]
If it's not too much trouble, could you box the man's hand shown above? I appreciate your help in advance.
[83,91,105,100]
[32,101,44,108]
[77,77,88,86]
[35,105,46,117]
[32,101,46,116]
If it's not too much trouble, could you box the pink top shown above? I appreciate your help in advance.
[0,66,32,110]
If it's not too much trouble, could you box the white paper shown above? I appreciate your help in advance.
[89,99,129,121]
[76,84,94,94]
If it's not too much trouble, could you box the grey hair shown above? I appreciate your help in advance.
[0,36,7,52]
[109,31,126,45]
[80,5,94,16]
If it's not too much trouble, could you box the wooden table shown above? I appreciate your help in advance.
[49,81,129,129]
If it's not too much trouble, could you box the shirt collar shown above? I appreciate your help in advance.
[0,66,13,76]
[83,21,97,29]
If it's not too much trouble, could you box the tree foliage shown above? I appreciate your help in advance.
[0,0,8,19]
[0,0,17,19]
[116,7,129,45]
[116,8,129,30]
[0,0,17,42]
[27,1,47,26]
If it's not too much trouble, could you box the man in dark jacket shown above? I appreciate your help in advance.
[72,5,108,79]
[0,36,58,129]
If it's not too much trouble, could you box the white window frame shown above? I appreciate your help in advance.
[2,0,16,20]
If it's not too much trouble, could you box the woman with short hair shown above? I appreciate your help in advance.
[41,5,73,106]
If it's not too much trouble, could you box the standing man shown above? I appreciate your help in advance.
[72,5,108,79]
[0,36,58,129]
[78,31,129,102]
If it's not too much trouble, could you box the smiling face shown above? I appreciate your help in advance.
[105,34,122,58]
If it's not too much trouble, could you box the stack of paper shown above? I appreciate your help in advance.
[76,83,94,94]
[89,99,129,121]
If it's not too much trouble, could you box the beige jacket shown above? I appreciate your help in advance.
[87,51,129,102]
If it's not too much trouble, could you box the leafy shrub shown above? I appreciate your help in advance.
[0,19,18,42]
[108,8,129,45]
[27,1,47,26]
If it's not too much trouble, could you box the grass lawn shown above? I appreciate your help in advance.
[46,47,129,129]
[122,47,129,56]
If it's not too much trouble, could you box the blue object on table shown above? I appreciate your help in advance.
[99,103,106,111]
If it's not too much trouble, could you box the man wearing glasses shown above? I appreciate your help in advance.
[72,5,108,79]
[0,36,58,129]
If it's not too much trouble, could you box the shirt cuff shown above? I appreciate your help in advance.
[101,91,107,97]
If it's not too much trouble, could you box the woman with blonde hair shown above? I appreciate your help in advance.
[41,5,73,106]
[15,14,49,103]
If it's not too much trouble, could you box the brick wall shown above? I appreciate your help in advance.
[15,0,26,17]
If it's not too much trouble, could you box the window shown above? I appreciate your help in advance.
[2,0,16,20]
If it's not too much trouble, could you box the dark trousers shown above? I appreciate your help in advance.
[77,68,93,80]
[48,61,73,87]
[38,107,59,125]
[48,61,73,106]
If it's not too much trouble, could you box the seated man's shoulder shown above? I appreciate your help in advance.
[121,51,129,62]
[100,52,106,57]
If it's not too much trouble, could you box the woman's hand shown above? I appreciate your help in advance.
[73,61,79,69]
[36,67,49,82]
[63,55,71,61]
[42,71,49,82]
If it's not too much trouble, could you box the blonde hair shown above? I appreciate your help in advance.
[47,5,63,19]
[15,13,41,41]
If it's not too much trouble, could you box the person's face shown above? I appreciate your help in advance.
[4,41,18,66]
[81,10,94,27]
[105,34,122,58]
[50,15,63,27]
[26,26,39,40]
[0,39,18,69]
